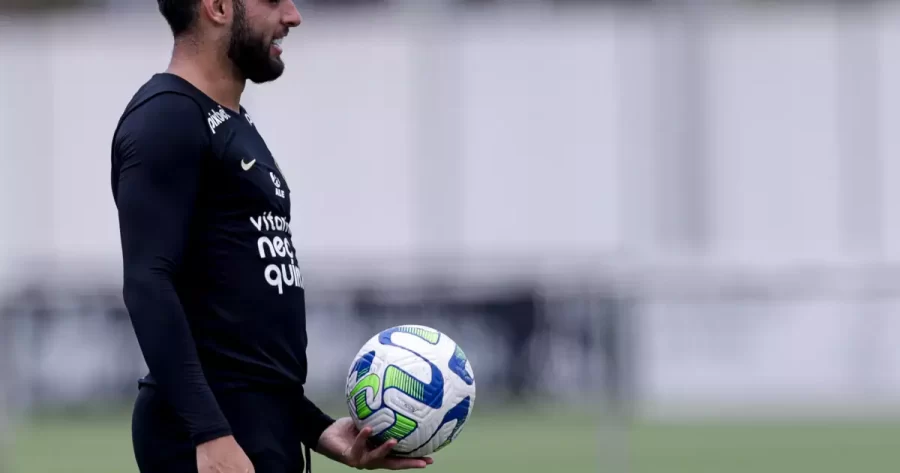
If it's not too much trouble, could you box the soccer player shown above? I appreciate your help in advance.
[110,1,433,472]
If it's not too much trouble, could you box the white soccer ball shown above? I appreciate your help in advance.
[345,325,476,457]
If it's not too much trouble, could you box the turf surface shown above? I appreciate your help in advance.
[7,406,900,473]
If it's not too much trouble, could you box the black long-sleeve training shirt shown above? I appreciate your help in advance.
[110,73,334,448]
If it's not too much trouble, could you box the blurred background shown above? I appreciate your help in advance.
[2,0,900,471]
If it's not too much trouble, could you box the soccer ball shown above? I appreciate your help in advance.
[345,325,476,457]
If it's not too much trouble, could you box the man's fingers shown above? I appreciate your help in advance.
[355,426,374,448]
[365,438,397,463]
[383,457,429,470]
[348,426,373,458]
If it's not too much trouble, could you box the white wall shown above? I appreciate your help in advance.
[879,4,900,262]
[3,2,900,410]
[2,3,896,269]
[706,10,843,265]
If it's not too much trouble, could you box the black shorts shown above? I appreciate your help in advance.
[132,384,312,473]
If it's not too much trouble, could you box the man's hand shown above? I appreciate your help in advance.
[317,417,434,470]
[196,435,255,473]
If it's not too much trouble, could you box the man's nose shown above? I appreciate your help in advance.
[283,1,302,27]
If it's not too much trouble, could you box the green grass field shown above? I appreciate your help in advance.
[8,405,900,473]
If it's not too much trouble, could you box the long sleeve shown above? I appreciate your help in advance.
[297,395,336,449]
[112,93,232,447]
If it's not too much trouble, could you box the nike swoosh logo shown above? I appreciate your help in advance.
[241,159,256,171]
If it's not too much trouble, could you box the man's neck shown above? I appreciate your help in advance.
[166,36,245,113]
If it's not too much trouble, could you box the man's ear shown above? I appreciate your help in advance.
[198,0,233,28]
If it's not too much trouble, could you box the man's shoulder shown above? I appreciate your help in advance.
[112,75,220,152]
[111,75,216,165]
[120,73,208,123]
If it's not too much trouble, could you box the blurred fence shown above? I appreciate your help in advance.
[7,262,900,419]
[2,0,900,421]
[1,273,627,409]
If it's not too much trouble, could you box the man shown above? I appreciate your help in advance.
[110,1,434,472]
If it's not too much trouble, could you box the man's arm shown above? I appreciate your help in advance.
[113,93,231,446]
[297,396,336,450]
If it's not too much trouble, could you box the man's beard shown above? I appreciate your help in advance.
[227,0,284,84]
